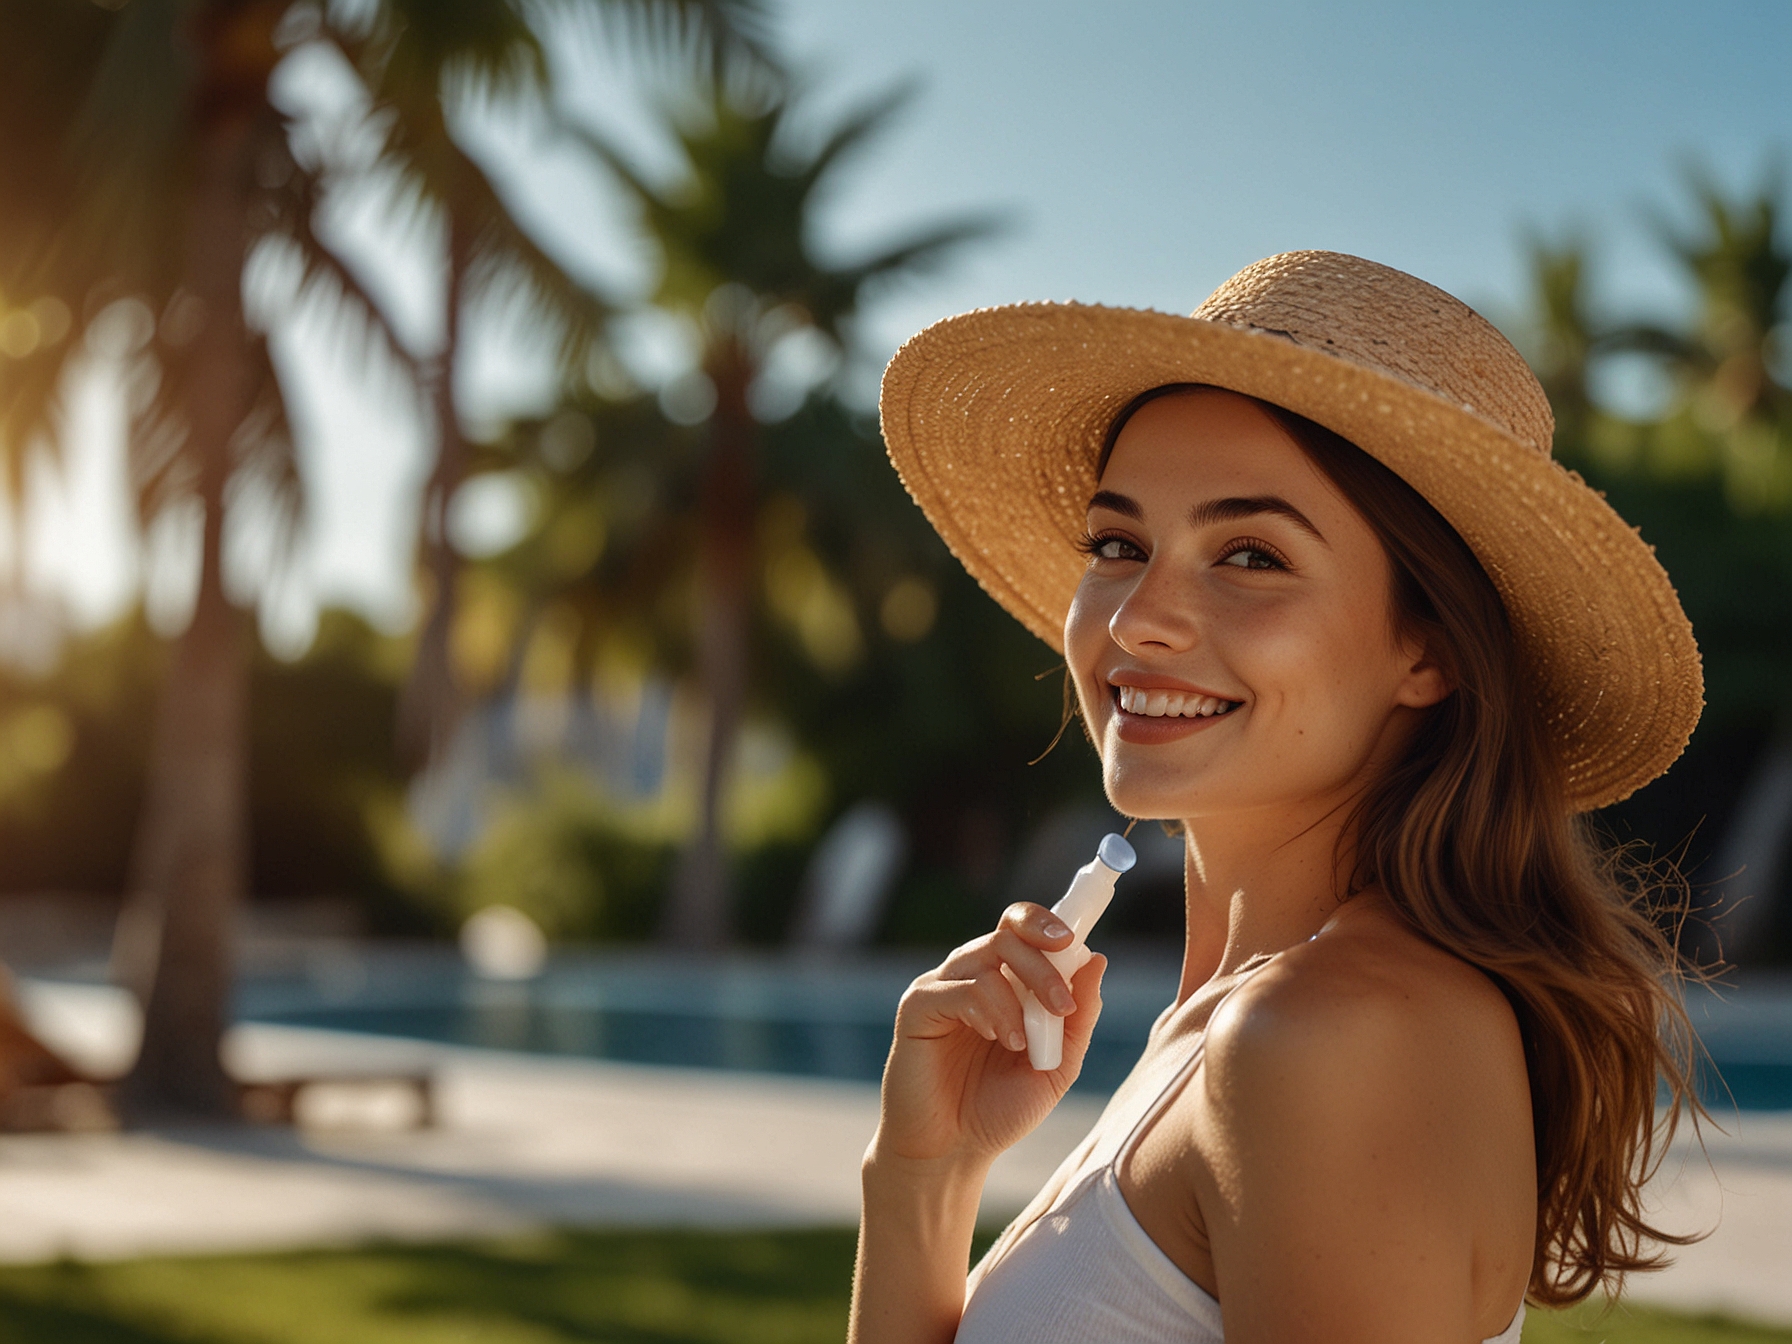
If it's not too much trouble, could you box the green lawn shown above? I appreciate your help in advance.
[1529,1302,1792,1344]
[0,1229,1780,1343]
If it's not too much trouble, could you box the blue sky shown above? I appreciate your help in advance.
[26,0,1792,650]
[771,0,1790,345]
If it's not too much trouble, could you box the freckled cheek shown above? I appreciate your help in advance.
[1233,608,1401,760]
[1210,602,1338,702]
[1226,614,1395,759]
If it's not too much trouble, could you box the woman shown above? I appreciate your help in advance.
[850,252,1704,1343]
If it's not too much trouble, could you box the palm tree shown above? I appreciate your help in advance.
[1520,234,1599,453]
[315,0,772,772]
[0,0,764,1118]
[0,0,413,1118]
[1528,169,1792,964]
[1627,169,1792,961]
[1608,167,1791,509]
[566,79,997,945]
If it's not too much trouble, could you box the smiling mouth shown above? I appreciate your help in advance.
[1113,686,1243,719]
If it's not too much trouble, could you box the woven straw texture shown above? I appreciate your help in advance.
[880,251,1701,812]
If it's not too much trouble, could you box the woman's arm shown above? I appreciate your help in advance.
[849,1150,989,1344]
[848,902,1107,1344]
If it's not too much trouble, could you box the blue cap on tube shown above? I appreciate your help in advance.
[1097,832,1137,873]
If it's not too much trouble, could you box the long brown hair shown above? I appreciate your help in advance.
[1105,385,1705,1307]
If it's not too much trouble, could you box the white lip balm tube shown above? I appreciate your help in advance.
[1002,832,1137,1071]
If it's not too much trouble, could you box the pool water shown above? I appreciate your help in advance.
[268,1002,902,1084]
[240,948,1179,1094]
[238,949,1792,1109]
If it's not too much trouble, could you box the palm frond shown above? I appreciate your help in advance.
[344,0,547,109]
[1646,164,1790,331]
[1602,323,1699,366]
[0,0,189,481]
[61,0,192,300]
[542,0,778,86]
[276,147,424,383]
[452,141,615,368]
[0,0,113,288]
[125,355,195,529]
[786,78,916,192]
[561,118,671,210]
[231,335,305,575]
[807,213,1007,338]
[0,352,70,503]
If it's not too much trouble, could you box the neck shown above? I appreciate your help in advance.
[1175,794,1360,1002]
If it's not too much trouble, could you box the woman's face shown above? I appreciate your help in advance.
[1065,388,1448,825]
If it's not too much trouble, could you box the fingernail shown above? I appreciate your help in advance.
[1007,1031,1026,1052]
[1042,920,1070,940]
[1050,986,1074,1013]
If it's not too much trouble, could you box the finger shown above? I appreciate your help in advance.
[991,926,1077,1016]
[998,901,1076,952]
[1065,954,1106,1028]
[1059,954,1108,1068]
[934,906,1073,984]
[973,969,1029,1052]
[896,978,997,1043]
[958,997,1002,1044]
[937,933,1000,983]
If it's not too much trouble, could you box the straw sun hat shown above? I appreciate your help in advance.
[879,251,1701,812]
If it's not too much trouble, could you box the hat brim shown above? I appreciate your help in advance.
[879,301,1702,813]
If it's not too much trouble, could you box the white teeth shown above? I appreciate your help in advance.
[1115,687,1240,718]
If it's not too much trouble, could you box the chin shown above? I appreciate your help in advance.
[1100,761,1207,823]
[1099,735,1317,824]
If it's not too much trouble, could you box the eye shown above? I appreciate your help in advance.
[1076,531,1145,563]
[1216,539,1289,571]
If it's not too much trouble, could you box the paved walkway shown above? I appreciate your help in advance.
[1642,1107,1792,1324]
[0,1021,1103,1256]
[3,985,1790,1328]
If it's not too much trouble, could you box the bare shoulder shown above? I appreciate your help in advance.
[1202,898,1530,1135]
[1184,897,1538,1335]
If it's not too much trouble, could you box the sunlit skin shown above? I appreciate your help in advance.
[849,390,1536,1344]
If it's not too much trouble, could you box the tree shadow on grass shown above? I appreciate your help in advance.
[0,1298,203,1344]
[0,1259,239,1344]
[361,1228,860,1343]
[0,1231,862,1344]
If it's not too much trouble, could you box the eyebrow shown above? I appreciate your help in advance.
[1087,490,1328,544]
[1087,489,1143,519]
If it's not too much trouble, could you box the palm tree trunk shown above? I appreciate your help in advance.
[397,207,470,772]
[111,4,277,1120]
[663,338,755,948]
[118,479,248,1119]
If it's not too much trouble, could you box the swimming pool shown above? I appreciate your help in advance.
[239,946,1173,1094]
[238,947,1792,1109]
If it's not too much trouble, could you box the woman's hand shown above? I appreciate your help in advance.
[850,904,1107,1344]
[872,902,1107,1169]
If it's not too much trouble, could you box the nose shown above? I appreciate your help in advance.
[1108,559,1201,655]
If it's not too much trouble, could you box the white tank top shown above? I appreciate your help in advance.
[954,971,1526,1344]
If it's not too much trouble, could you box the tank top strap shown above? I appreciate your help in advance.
[1106,956,1275,1173]
[974,955,1280,1290]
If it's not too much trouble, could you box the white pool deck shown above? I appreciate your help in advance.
[3,980,1791,1328]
